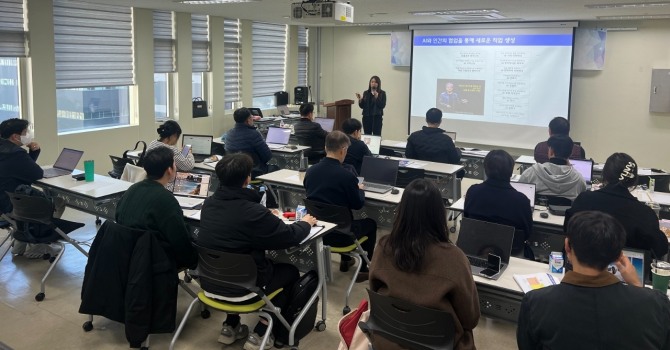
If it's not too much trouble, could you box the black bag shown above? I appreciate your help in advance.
[193,97,209,118]
[123,141,147,167]
[274,270,319,346]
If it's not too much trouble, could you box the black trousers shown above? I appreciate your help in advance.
[362,115,383,136]
[323,218,377,265]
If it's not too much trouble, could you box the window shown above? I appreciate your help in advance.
[223,19,241,110]
[53,1,133,133]
[252,22,287,109]
[297,26,308,87]
[0,0,28,122]
[153,10,174,120]
[191,14,209,101]
[0,58,21,122]
[192,72,203,99]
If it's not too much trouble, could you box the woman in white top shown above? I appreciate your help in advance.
[147,120,194,171]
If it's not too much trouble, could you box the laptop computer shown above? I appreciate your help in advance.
[456,217,516,279]
[42,148,84,178]
[360,156,399,194]
[608,247,650,285]
[265,127,291,149]
[445,131,457,141]
[510,182,536,209]
[182,134,213,162]
[171,171,211,209]
[277,105,290,116]
[361,135,382,156]
[314,118,335,132]
[570,159,593,183]
[248,107,263,118]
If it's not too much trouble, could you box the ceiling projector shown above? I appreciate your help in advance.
[291,1,354,24]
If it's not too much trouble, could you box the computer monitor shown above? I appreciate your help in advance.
[182,134,213,157]
[510,182,536,209]
[361,135,382,156]
[172,172,211,198]
[314,118,335,132]
[360,156,399,186]
[570,159,593,183]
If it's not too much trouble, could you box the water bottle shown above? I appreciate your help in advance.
[650,178,656,193]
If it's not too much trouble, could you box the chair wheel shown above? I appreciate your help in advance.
[183,274,192,283]
[449,226,456,233]
[35,292,45,301]
[95,219,102,225]
[315,320,326,332]
[342,306,350,315]
[201,309,210,319]
[82,321,93,332]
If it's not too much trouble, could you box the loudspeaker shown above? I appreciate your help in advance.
[274,91,289,107]
[294,86,309,105]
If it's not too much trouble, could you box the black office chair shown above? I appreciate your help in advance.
[303,198,370,314]
[3,192,87,301]
[395,167,425,189]
[170,244,292,350]
[379,147,402,157]
[295,135,326,165]
[536,195,572,207]
[108,155,135,179]
[359,289,456,350]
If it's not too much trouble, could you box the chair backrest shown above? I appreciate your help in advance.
[360,289,456,350]
[379,147,402,157]
[303,198,352,233]
[5,191,54,225]
[109,155,135,179]
[120,164,147,183]
[395,167,426,188]
[193,243,260,293]
[542,195,572,206]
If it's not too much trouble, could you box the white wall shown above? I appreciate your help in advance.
[318,22,670,170]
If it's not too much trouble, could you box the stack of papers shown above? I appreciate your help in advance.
[513,273,561,293]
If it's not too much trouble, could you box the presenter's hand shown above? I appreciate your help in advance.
[27,142,40,152]
[615,254,642,287]
[355,92,362,100]
[301,214,317,227]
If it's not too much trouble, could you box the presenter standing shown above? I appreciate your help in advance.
[355,75,386,136]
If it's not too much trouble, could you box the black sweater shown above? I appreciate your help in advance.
[0,138,43,213]
[304,157,365,210]
[406,126,461,165]
[343,135,373,175]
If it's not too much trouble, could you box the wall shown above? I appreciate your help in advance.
[318,22,670,170]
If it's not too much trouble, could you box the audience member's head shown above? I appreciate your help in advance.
[143,147,176,181]
[0,118,30,143]
[602,152,639,188]
[484,149,515,181]
[341,118,363,136]
[216,153,254,188]
[565,211,626,270]
[233,107,252,124]
[547,135,574,159]
[156,120,182,145]
[325,130,351,155]
[425,108,443,126]
[299,103,314,118]
[549,117,570,136]
[387,179,449,272]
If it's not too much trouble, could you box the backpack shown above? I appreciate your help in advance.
[274,270,319,346]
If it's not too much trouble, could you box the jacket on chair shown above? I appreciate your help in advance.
[79,221,179,347]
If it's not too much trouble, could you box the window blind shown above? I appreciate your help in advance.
[297,26,308,87]
[153,10,175,73]
[252,22,287,98]
[53,0,133,88]
[223,19,241,106]
[191,14,209,72]
[0,0,27,57]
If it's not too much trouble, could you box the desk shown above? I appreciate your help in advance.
[382,156,463,203]
[211,140,311,171]
[36,174,132,221]
[257,169,403,227]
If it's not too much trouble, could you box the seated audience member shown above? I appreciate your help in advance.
[342,118,372,174]
[224,107,273,176]
[405,108,461,166]
[534,116,586,163]
[519,135,586,202]
[464,150,532,256]
[294,103,328,164]
[115,147,197,271]
[197,153,316,348]
[517,211,670,350]
[370,179,480,350]
[304,131,377,280]
[566,153,667,259]
[147,120,194,171]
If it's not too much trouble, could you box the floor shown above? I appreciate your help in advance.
[0,188,520,349]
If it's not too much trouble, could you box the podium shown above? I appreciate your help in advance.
[324,99,354,131]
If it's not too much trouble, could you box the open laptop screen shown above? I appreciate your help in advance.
[172,172,211,198]
[456,218,515,263]
[570,159,593,182]
[360,156,398,186]
[361,135,382,155]
[609,248,647,284]
[182,134,213,156]
[510,182,536,209]
[54,148,84,171]
[266,127,291,145]
[314,118,335,132]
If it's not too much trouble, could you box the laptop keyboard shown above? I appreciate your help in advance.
[43,168,70,178]
[363,182,392,193]
[467,256,489,268]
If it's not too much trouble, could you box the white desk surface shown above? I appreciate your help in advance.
[632,189,670,206]
[257,169,403,205]
[381,139,407,149]
[211,140,310,154]
[515,155,536,165]
[383,156,463,176]
[450,197,565,227]
[36,173,132,198]
[473,257,562,293]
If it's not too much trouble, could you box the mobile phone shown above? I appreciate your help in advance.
[182,144,191,157]
[479,254,501,279]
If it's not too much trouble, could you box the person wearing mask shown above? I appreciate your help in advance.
[355,76,386,136]
[147,120,194,171]
[342,118,372,175]
[294,103,328,165]
[224,107,273,176]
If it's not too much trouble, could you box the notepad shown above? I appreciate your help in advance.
[300,225,325,245]
[513,273,561,293]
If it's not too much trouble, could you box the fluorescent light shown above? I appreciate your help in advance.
[586,1,670,9]
[604,27,638,31]
[179,0,261,4]
[411,9,499,16]
[597,14,670,19]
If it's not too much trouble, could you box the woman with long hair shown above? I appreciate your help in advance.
[355,75,386,136]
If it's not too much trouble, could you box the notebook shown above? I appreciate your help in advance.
[361,135,382,156]
[360,156,399,194]
[456,217,516,279]
[265,127,291,149]
[42,148,84,178]
[171,171,211,209]
[182,134,213,162]
[570,159,593,183]
[510,182,536,209]
[314,118,335,132]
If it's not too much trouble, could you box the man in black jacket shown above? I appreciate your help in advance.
[304,131,377,281]
[224,107,273,176]
[342,118,372,175]
[197,153,316,348]
[518,211,670,350]
[406,108,462,171]
[294,103,328,164]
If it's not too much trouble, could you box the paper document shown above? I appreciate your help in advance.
[516,155,536,164]
[513,273,561,293]
[399,160,427,169]
[182,209,201,220]
[300,225,325,245]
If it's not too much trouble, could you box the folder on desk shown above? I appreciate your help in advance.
[300,225,325,245]
[513,273,561,293]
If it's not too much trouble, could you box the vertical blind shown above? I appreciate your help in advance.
[153,11,175,73]
[297,26,308,87]
[252,22,287,98]
[191,14,209,72]
[53,0,133,88]
[223,19,241,106]
[0,0,27,57]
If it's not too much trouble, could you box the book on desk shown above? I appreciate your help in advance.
[513,273,561,293]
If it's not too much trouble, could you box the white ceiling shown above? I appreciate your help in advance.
[77,0,670,26]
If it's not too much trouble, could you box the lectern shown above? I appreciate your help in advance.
[324,99,354,131]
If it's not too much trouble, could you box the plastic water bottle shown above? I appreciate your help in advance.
[650,178,656,193]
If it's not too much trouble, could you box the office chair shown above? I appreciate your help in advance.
[3,192,87,301]
[536,195,572,207]
[295,135,326,165]
[359,289,456,350]
[303,198,370,315]
[379,147,403,158]
[108,155,135,179]
[120,163,147,183]
[170,244,292,350]
[395,167,425,189]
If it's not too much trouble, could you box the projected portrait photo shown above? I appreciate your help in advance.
[436,79,485,115]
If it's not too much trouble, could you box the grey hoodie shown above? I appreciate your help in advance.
[518,161,587,201]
